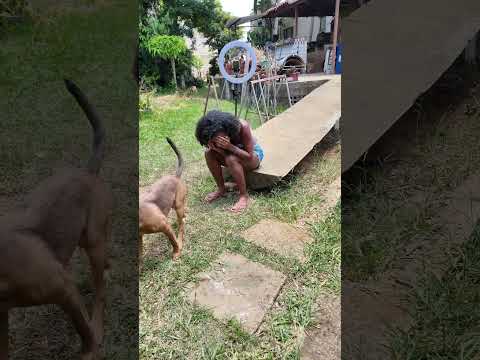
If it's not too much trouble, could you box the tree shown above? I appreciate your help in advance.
[139,0,241,88]
[253,0,273,14]
[249,0,274,47]
[146,35,187,90]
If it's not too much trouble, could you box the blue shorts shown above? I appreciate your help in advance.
[254,143,264,162]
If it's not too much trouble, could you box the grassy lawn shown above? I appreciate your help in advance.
[139,93,341,359]
[1,2,138,358]
[342,86,480,282]
[390,222,480,359]
[342,69,480,357]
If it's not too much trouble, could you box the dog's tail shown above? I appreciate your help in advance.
[64,79,105,175]
[166,137,184,178]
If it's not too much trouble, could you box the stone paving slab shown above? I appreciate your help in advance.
[300,293,340,360]
[242,219,313,262]
[187,252,286,334]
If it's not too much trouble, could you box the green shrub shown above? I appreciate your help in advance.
[139,92,153,113]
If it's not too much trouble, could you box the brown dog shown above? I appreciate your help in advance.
[139,138,187,265]
[0,80,112,360]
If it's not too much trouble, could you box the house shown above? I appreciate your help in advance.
[273,14,334,73]
[185,29,215,79]
[231,0,344,74]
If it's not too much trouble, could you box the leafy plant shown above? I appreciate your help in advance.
[139,0,241,89]
[146,35,187,91]
[192,55,203,75]
[139,92,153,113]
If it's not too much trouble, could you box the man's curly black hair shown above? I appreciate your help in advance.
[195,110,242,146]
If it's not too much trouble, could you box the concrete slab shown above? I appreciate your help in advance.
[278,79,330,106]
[187,252,286,334]
[300,293,340,360]
[234,77,340,190]
[342,0,480,171]
[242,219,313,262]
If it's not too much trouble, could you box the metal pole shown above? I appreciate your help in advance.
[330,0,341,74]
[203,80,211,116]
[211,76,221,109]
[285,77,293,107]
[243,83,251,122]
[259,81,270,120]
[251,82,263,123]
[294,6,299,38]
[273,78,278,115]
[233,83,239,117]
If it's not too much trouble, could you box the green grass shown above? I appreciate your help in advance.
[139,93,341,359]
[341,73,480,357]
[2,2,138,359]
[389,222,480,359]
[139,93,264,185]
[342,99,480,281]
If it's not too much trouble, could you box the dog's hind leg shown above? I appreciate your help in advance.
[0,311,8,360]
[174,183,187,250]
[84,226,109,345]
[58,271,98,359]
[161,221,182,260]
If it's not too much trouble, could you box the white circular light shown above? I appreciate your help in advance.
[218,41,257,84]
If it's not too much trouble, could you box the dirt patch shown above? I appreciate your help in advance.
[343,171,480,359]
[299,176,341,227]
[300,292,340,360]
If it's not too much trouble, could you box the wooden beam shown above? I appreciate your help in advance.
[294,6,299,37]
[330,0,341,74]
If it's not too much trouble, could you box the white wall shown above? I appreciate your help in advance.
[278,16,328,42]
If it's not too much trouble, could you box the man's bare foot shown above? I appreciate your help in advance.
[205,189,226,203]
[230,195,249,213]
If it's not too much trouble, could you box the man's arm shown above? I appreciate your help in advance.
[216,124,255,161]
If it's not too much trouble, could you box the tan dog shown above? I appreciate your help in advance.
[0,80,112,360]
[139,138,187,266]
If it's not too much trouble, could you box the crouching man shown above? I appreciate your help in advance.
[195,111,264,213]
